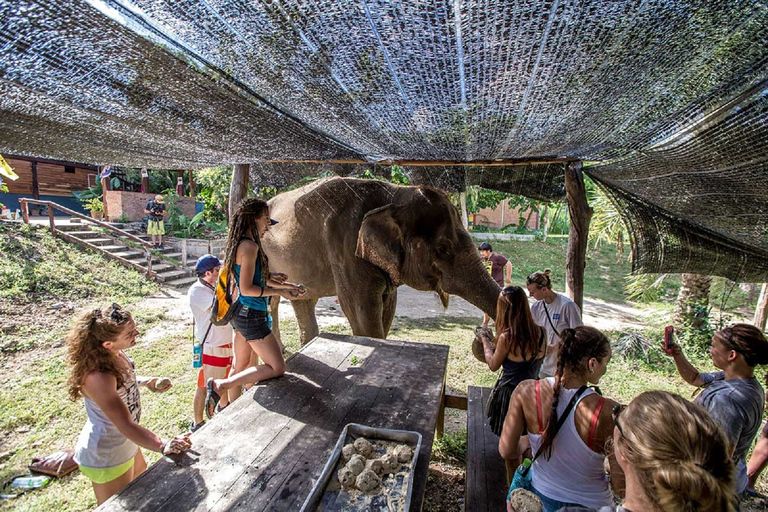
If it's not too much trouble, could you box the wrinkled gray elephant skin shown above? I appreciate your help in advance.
[262,177,500,345]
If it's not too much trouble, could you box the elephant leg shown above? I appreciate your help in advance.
[292,298,319,346]
[381,288,397,338]
[269,296,284,352]
[337,291,387,339]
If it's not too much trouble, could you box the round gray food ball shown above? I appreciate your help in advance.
[381,453,399,473]
[337,467,356,488]
[355,468,381,492]
[367,458,384,475]
[341,443,356,461]
[353,437,373,457]
[507,488,543,512]
[394,444,413,463]
[346,454,366,476]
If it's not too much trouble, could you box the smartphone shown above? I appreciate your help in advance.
[663,325,675,354]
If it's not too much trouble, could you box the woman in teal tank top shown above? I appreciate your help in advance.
[205,198,306,417]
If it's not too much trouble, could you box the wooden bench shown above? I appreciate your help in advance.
[465,386,508,511]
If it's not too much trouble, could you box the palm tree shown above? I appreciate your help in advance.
[674,274,712,329]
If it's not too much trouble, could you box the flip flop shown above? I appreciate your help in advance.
[205,378,220,420]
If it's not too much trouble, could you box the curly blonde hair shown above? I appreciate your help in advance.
[618,391,735,511]
[66,305,132,402]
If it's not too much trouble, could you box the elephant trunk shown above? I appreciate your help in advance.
[441,254,500,318]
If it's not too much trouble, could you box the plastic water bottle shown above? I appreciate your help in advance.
[11,475,51,490]
[193,342,202,368]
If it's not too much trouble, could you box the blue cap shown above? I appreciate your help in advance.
[270,218,279,225]
[195,254,221,273]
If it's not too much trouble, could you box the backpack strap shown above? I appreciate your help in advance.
[587,396,606,451]
[535,380,544,434]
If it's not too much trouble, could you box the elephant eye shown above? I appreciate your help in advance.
[435,241,454,261]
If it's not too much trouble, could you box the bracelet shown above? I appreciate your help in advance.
[258,286,264,297]
[160,440,168,454]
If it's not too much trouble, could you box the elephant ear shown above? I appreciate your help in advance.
[356,204,403,285]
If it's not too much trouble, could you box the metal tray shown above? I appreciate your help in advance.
[300,423,423,512]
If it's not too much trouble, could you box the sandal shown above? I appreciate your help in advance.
[215,403,228,414]
[205,378,221,420]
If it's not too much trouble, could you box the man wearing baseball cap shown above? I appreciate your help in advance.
[478,242,513,326]
[144,194,167,249]
[187,254,235,430]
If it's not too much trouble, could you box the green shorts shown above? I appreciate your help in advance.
[79,457,135,484]
[147,219,165,235]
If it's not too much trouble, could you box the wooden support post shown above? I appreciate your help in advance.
[176,170,184,196]
[229,164,250,220]
[100,168,110,222]
[181,239,188,266]
[436,380,446,440]
[48,207,55,235]
[20,199,29,223]
[141,168,149,194]
[189,170,195,198]
[564,161,592,312]
[755,283,768,332]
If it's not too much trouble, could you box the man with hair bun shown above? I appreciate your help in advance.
[526,269,583,378]
[666,323,768,496]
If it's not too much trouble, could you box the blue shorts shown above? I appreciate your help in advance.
[230,305,272,341]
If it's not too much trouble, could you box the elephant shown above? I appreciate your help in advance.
[261,177,501,345]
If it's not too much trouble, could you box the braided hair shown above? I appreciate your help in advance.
[223,198,271,286]
[539,326,610,457]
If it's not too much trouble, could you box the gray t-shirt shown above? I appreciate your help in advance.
[530,293,583,376]
[697,371,765,493]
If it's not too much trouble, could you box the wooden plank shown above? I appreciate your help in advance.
[264,157,576,167]
[465,386,507,512]
[101,337,358,511]
[445,393,468,411]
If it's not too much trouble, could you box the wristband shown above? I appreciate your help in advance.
[258,286,264,297]
[160,440,169,454]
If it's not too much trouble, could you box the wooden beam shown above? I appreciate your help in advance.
[755,283,768,332]
[229,164,249,220]
[176,170,184,196]
[4,153,99,171]
[444,392,468,410]
[564,161,592,311]
[189,170,195,198]
[263,157,576,167]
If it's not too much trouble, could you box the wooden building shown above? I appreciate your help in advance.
[0,155,98,214]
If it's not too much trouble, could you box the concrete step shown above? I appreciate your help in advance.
[156,269,193,281]
[164,275,198,289]
[65,230,102,239]
[100,244,131,252]
[82,237,114,246]
[112,251,144,260]
[150,263,176,273]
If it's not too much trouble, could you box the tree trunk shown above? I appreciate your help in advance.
[564,161,592,311]
[754,283,768,332]
[459,191,469,230]
[540,205,548,241]
[229,164,249,221]
[674,273,712,329]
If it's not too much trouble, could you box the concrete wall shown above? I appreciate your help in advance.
[474,202,539,230]
[105,191,196,222]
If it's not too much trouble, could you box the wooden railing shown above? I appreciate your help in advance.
[18,198,154,276]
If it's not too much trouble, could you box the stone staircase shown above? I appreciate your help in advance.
[54,219,198,289]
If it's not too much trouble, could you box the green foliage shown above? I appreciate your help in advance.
[80,196,104,212]
[194,166,231,222]
[123,169,182,195]
[389,165,410,185]
[625,273,670,303]
[586,178,629,252]
[432,429,467,464]
[72,183,102,202]
[117,212,130,224]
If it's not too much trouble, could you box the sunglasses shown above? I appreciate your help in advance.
[110,303,129,323]
[612,403,626,437]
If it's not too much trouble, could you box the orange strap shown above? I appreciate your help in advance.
[535,380,544,434]
[587,396,606,451]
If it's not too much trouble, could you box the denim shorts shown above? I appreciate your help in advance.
[230,305,272,341]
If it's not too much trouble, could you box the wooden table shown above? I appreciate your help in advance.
[99,333,449,511]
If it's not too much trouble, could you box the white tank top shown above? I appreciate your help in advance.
[74,352,141,469]
[528,378,613,509]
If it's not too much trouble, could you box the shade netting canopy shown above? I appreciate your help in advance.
[1,0,767,279]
